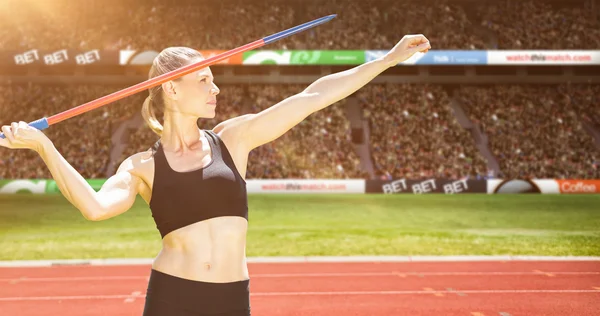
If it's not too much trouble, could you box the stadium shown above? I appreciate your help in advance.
[0,0,599,315]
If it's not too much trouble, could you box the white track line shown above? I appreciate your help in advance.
[253,271,600,277]
[253,289,600,296]
[1,256,600,267]
[2,271,600,283]
[0,289,599,301]
[2,276,148,282]
[123,291,141,303]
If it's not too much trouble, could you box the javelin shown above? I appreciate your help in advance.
[0,14,337,139]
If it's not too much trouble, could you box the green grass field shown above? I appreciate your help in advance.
[0,194,599,260]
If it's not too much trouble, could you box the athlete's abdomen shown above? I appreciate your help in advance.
[152,216,249,282]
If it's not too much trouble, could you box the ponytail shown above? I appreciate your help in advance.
[142,96,163,137]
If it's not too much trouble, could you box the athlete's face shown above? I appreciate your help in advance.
[162,61,220,119]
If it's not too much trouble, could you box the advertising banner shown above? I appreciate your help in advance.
[5,49,118,66]
[486,179,600,194]
[0,180,48,194]
[0,179,104,194]
[2,179,598,194]
[487,50,600,65]
[366,178,487,194]
[0,179,366,194]
[118,49,600,66]
[246,179,365,194]
[11,49,599,66]
[242,50,364,65]
[366,50,488,65]
[556,180,600,194]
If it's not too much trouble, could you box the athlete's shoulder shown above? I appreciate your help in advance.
[118,149,155,174]
[211,114,255,154]
[212,114,254,135]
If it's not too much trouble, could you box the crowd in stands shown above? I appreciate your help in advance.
[559,83,600,130]
[1,0,598,180]
[457,84,599,179]
[358,84,488,180]
[477,0,600,49]
[0,0,597,51]
[1,82,598,180]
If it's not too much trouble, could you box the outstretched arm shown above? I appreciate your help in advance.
[0,121,143,221]
[240,34,431,150]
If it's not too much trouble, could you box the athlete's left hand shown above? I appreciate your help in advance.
[0,121,51,153]
[382,34,431,67]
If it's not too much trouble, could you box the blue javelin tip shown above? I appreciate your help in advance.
[263,14,337,45]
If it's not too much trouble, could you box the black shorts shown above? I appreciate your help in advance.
[143,269,251,316]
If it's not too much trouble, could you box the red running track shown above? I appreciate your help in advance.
[0,261,599,315]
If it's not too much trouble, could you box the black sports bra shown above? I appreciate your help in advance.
[148,130,248,238]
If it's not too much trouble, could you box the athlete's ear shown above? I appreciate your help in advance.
[162,81,178,101]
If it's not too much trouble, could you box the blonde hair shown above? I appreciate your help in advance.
[141,47,204,136]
